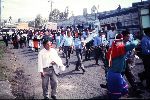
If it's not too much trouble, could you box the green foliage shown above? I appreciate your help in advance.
[28,21,35,28]
[18,18,21,23]
[0,66,7,81]
[0,41,5,59]
[0,41,7,81]
[49,7,69,22]
[35,14,44,29]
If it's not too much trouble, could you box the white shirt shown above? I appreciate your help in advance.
[129,33,134,42]
[107,30,116,47]
[56,35,60,40]
[107,30,116,40]
[101,34,108,46]
[38,48,65,74]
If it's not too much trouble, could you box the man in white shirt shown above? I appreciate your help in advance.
[38,39,65,100]
[107,27,117,47]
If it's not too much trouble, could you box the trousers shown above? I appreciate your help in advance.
[142,54,150,89]
[64,46,72,66]
[124,59,137,90]
[94,46,106,65]
[42,67,58,98]
[75,49,85,70]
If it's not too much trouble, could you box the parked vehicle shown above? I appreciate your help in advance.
[1,28,16,36]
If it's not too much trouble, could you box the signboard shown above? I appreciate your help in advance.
[16,23,29,29]
[44,22,57,30]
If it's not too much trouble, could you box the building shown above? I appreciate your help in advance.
[98,0,150,34]
[57,13,98,29]
[58,0,150,33]
[83,8,88,16]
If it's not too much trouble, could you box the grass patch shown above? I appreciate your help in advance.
[0,66,7,81]
[0,41,7,81]
[0,41,5,59]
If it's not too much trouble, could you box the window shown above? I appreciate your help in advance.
[142,15,150,28]
[141,8,150,28]
[141,9,149,15]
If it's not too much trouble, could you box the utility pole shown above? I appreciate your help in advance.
[48,0,53,12]
[50,1,52,12]
[0,0,1,28]
[48,0,54,22]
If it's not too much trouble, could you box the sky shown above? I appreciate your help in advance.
[1,0,147,21]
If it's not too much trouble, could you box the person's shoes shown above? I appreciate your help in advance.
[136,82,145,90]
[51,95,57,100]
[66,65,69,68]
[135,94,143,98]
[128,88,143,98]
[146,88,150,93]
[135,88,144,94]
[85,59,88,61]
[138,73,144,82]
[100,84,107,89]
[130,92,143,98]
[82,69,86,74]
[44,97,49,99]
[88,58,91,60]
[75,68,80,71]
[83,59,87,62]
[95,63,100,65]
[128,93,143,98]
[62,53,65,58]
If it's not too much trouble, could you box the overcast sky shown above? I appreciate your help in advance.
[1,0,146,21]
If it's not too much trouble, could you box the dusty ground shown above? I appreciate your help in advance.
[0,42,150,99]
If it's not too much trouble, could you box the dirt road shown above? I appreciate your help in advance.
[0,43,150,99]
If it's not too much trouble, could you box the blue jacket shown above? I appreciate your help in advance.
[141,35,150,55]
[74,37,82,49]
[60,36,74,47]
[94,35,102,47]
[109,40,139,73]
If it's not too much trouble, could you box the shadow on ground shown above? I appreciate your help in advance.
[88,94,109,99]
[58,70,84,77]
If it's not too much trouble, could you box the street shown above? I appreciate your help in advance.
[0,43,150,99]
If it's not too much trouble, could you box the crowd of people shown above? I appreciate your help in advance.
[2,26,150,99]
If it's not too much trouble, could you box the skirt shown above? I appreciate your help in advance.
[107,70,128,99]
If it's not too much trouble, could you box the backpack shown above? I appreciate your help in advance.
[106,39,126,67]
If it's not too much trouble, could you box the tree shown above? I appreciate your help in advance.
[64,6,69,19]
[49,7,69,22]
[4,20,7,23]
[18,18,21,23]
[35,14,43,29]
[91,5,97,14]
[9,16,12,23]
[43,18,48,23]
[3,20,7,27]
[49,8,60,22]
[59,12,64,19]
[117,5,121,10]
[28,21,35,28]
